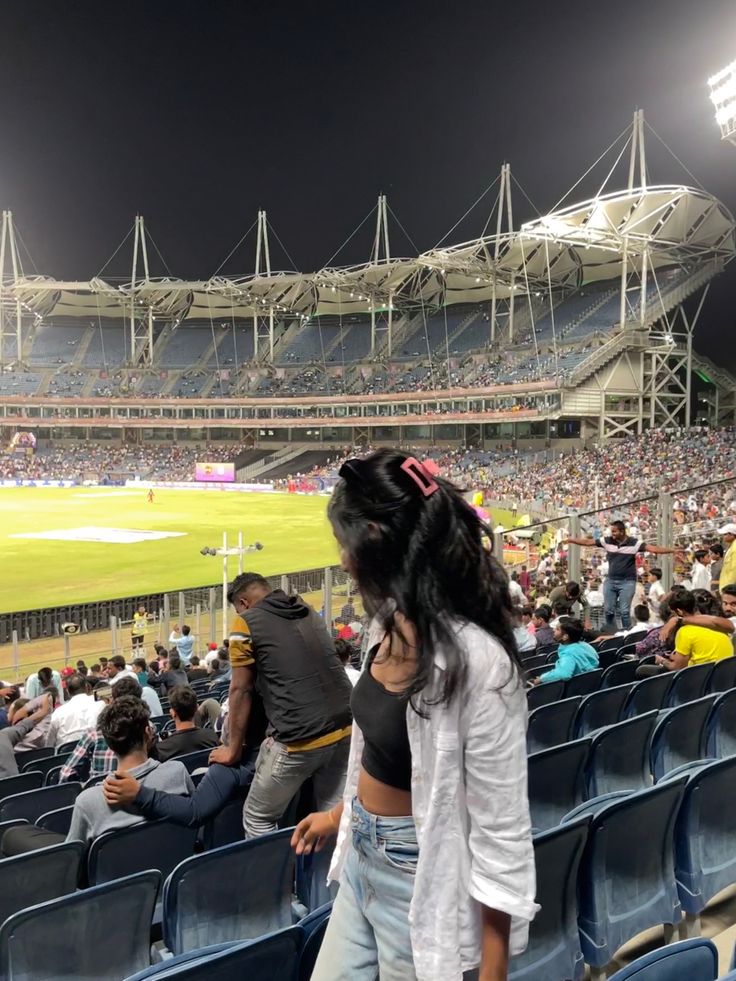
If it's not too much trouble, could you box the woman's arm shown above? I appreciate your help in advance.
[479,907,511,981]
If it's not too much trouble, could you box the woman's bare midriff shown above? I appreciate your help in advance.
[358,767,413,817]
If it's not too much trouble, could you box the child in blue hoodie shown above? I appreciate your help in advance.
[532,616,599,685]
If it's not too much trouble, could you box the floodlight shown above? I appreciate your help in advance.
[708,59,736,145]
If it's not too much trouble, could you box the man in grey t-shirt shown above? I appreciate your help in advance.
[1,695,192,856]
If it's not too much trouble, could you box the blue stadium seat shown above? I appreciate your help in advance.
[705,688,736,758]
[523,654,551,675]
[88,818,199,885]
[19,752,71,783]
[674,755,736,937]
[598,647,625,670]
[665,665,715,708]
[576,779,687,981]
[0,841,85,931]
[174,749,213,772]
[562,791,632,824]
[707,655,736,694]
[624,674,676,717]
[36,805,75,835]
[601,659,639,689]
[508,816,590,981]
[564,669,603,698]
[650,696,717,783]
[162,828,295,955]
[0,782,82,824]
[124,928,303,981]
[0,870,161,981]
[16,746,56,769]
[295,841,338,914]
[527,697,582,754]
[527,680,565,711]
[0,771,43,802]
[151,715,171,734]
[585,711,658,798]
[607,937,718,980]
[527,739,590,833]
[200,795,246,850]
[298,903,332,981]
[574,684,632,738]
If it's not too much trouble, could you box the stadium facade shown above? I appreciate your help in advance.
[1,113,735,451]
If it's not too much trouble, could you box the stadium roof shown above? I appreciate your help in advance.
[4,185,734,323]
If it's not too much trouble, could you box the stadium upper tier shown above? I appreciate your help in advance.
[0,265,714,399]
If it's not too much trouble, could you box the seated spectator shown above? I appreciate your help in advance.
[88,663,103,685]
[45,673,102,748]
[107,654,137,685]
[153,654,188,695]
[207,658,228,686]
[619,604,652,641]
[132,658,149,686]
[721,584,736,639]
[532,617,599,685]
[532,606,555,646]
[154,686,220,762]
[550,600,571,628]
[59,677,147,783]
[168,624,194,665]
[0,695,53,778]
[204,642,220,667]
[638,587,734,676]
[12,687,61,751]
[186,656,209,682]
[512,607,536,653]
[1,696,193,856]
[335,638,361,686]
[25,666,61,699]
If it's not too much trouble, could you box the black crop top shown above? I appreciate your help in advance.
[350,647,412,791]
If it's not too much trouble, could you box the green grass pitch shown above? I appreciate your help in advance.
[0,487,338,613]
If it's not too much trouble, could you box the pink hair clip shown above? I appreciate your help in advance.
[400,456,439,497]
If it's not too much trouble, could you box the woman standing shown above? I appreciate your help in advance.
[292,450,537,981]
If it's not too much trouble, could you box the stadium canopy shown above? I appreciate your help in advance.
[3,184,734,323]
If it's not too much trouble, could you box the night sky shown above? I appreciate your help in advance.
[1,0,735,365]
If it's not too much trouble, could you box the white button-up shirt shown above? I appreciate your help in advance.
[45,693,104,748]
[329,620,538,981]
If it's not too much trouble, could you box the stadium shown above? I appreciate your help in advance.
[3,5,736,979]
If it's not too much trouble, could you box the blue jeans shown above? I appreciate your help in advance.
[603,577,637,632]
[311,797,419,981]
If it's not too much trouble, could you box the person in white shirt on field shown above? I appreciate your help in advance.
[690,549,712,592]
[291,450,537,981]
[45,673,103,748]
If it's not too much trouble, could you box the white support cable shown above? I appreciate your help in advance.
[433,172,502,249]
[210,216,259,279]
[94,224,135,280]
[266,217,300,272]
[322,205,377,269]
[594,134,634,200]
[642,120,706,192]
[144,226,174,279]
[549,124,632,214]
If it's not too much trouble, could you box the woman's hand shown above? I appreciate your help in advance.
[291,810,340,855]
[102,770,141,807]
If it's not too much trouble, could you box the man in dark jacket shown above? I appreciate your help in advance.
[210,572,353,838]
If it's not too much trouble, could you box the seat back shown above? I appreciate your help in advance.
[15,746,55,768]
[527,680,565,712]
[36,806,75,836]
[88,818,199,885]
[708,656,736,694]
[55,740,82,755]
[527,739,590,833]
[20,753,72,782]
[200,796,246,851]
[298,904,332,981]
[124,927,304,981]
[174,749,212,773]
[564,669,604,699]
[650,696,718,782]
[601,659,639,688]
[295,841,338,914]
[527,697,582,754]
[0,772,43,803]
[0,870,161,980]
[586,711,658,798]
[577,779,687,969]
[666,664,715,708]
[151,714,171,733]
[0,782,82,824]
[624,673,676,717]
[508,817,590,981]
[523,654,551,675]
[607,937,719,980]
[674,755,736,916]
[574,684,632,738]
[0,841,85,930]
[705,688,736,758]
[598,648,624,670]
[163,828,296,955]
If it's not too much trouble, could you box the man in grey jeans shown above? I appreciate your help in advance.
[210,572,353,838]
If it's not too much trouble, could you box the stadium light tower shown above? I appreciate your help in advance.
[708,60,736,145]
[200,533,264,639]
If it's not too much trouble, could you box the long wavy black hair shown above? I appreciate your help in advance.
[327,448,521,706]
